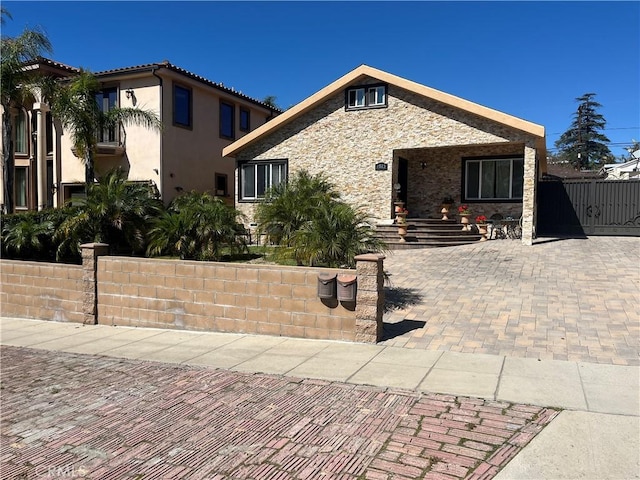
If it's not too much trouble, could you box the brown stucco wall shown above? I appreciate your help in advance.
[97,257,358,341]
[0,260,84,322]
[234,77,539,230]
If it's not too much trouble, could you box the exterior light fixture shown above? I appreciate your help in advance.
[125,88,134,99]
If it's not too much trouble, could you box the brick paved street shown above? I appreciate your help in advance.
[382,237,640,366]
[0,346,558,479]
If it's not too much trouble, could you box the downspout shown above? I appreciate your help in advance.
[151,65,163,200]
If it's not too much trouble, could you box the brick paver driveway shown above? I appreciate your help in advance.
[382,237,639,366]
[1,346,557,480]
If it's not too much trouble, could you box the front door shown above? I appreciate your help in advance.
[398,157,408,206]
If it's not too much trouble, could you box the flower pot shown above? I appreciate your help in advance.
[441,204,452,220]
[398,225,408,241]
[477,224,488,241]
[459,213,471,231]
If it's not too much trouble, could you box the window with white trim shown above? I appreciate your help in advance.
[464,156,524,200]
[239,160,287,201]
[346,84,387,110]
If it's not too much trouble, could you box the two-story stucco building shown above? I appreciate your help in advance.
[1,58,279,212]
[223,65,547,245]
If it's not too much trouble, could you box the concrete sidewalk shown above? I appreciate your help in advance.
[2,316,639,478]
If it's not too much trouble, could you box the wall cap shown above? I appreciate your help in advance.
[80,243,110,249]
[354,253,386,262]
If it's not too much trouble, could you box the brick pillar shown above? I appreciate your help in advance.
[81,243,109,325]
[354,253,385,343]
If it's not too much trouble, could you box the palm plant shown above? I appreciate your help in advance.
[255,170,385,266]
[291,200,386,268]
[55,168,163,259]
[50,69,162,187]
[1,211,54,259]
[255,170,339,249]
[147,191,247,261]
[1,11,52,212]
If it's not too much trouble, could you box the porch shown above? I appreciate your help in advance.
[382,142,533,247]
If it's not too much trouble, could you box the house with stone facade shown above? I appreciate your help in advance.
[222,65,547,245]
[1,58,279,212]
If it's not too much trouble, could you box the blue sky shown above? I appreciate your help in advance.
[3,1,639,158]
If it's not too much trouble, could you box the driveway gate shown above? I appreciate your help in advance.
[537,179,640,236]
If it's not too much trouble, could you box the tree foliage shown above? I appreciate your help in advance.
[554,93,614,169]
[55,168,163,259]
[50,69,162,187]
[146,191,247,261]
[0,11,52,212]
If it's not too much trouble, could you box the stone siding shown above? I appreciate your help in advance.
[397,144,525,219]
[97,257,359,341]
[236,77,539,228]
[0,260,83,322]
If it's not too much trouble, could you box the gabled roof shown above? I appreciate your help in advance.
[22,57,80,76]
[223,64,545,158]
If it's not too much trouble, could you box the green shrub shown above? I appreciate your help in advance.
[146,191,247,261]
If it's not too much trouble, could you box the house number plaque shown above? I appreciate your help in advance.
[375,162,388,171]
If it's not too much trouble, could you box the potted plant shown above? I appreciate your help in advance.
[441,196,454,220]
[458,205,472,230]
[475,215,488,240]
[442,196,454,206]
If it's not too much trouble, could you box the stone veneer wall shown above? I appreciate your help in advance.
[97,257,360,341]
[0,259,84,322]
[396,144,526,219]
[235,77,539,228]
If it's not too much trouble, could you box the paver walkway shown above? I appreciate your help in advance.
[1,346,558,480]
[382,237,640,366]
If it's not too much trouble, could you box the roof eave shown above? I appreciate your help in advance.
[223,65,546,158]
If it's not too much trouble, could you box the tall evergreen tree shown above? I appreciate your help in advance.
[554,93,614,169]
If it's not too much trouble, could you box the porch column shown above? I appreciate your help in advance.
[521,143,536,246]
[33,102,49,211]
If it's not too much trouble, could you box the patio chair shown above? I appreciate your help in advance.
[488,213,506,239]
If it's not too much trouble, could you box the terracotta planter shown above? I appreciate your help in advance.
[398,225,408,241]
[459,213,471,231]
[441,204,452,220]
[477,224,488,241]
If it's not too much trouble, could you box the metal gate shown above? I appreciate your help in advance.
[537,179,640,236]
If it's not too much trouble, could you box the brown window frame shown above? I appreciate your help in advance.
[173,83,193,129]
[239,107,250,132]
[220,101,235,140]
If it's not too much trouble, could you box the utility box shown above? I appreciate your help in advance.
[317,273,337,299]
[336,274,357,302]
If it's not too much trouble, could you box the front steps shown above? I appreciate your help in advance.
[376,218,482,249]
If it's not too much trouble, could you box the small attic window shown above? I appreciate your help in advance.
[345,84,387,110]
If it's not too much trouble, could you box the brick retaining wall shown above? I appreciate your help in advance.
[0,260,84,323]
[1,251,385,342]
[97,257,373,341]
